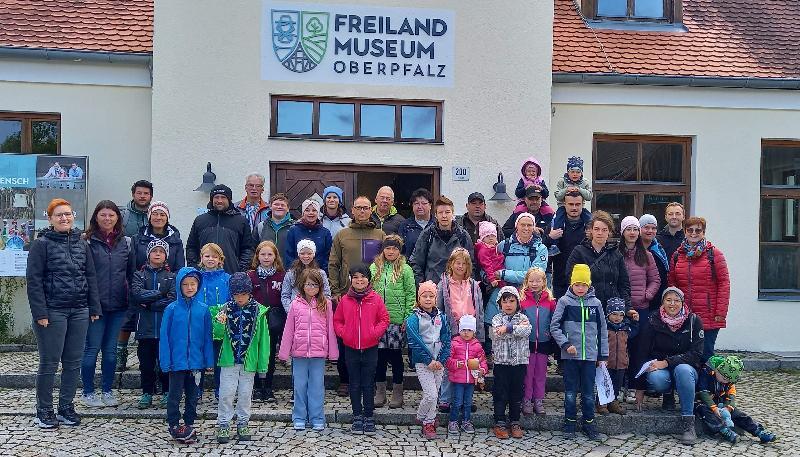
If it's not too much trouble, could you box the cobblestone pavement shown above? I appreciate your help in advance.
[0,370,796,456]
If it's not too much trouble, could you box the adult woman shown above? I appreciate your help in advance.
[81,200,134,407]
[565,211,632,311]
[668,216,730,361]
[633,287,704,445]
[27,199,101,428]
[638,214,669,312]
[618,216,660,325]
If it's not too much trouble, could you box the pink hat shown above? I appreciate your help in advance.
[148,201,170,220]
[417,281,437,298]
[478,221,497,241]
[620,216,640,233]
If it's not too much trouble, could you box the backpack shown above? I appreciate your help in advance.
[671,247,716,281]
[500,236,543,267]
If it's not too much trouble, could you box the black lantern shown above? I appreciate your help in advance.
[489,173,512,201]
[194,162,216,192]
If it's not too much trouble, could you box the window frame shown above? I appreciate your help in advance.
[759,140,800,300]
[591,134,692,220]
[0,111,61,154]
[269,94,443,144]
[581,0,683,23]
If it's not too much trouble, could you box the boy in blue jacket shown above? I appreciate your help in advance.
[160,267,214,444]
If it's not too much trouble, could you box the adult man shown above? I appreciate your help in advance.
[321,185,352,240]
[502,188,553,239]
[545,192,591,299]
[254,193,295,263]
[456,192,504,244]
[657,202,686,258]
[396,188,434,259]
[68,163,84,179]
[370,186,405,235]
[121,180,153,237]
[410,195,474,284]
[237,173,271,233]
[186,184,253,273]
[328,196,385,299]
[285,199,333,271]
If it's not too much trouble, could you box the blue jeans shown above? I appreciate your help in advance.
[563,359,596,421]
[438,367,452,404]
[703,329,720,362]
[81,310,125,394]
[292,357,326,426]
[645,364,698,416]
[450,382,475,422]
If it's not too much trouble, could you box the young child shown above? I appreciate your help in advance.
[519,267,556,416]
[474,221,505,290]
[436,247,484,412]
[369,235,415,409]
[212,273,270,443]
[198,243,231,402]
[552,156,593,228]
[603,297,637,416]
[446,315,488,435]
[159,267,214,444]
[281,239,332,312]
[550,264,608,441]
[247,241,286,402]
[131,240,175,409]
[490,286,532,439]
[280,268,338,431]
[405,281,451,440]
[333,265,390,435]
[695,355,777,444]
[513,156,554,215]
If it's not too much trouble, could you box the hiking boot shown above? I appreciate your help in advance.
[101,391,119,407]
[662,392,676,411]
[34,409,59,429]
[533,399,546,415]
[421,422,437,440]
[596,403,609,415]
[607,399,626,415]
[56,406,81,426]
[437,402,450,413]
[510,423,524,439]
[374,382,387,408]
[756,428,777,444]
[363,417,376,435]
[216,425,231,444]
[388,384,404,409]
[582,419,600,441]
[563,419,577,439]
[82,393,104,408]
[680,416,697,445]
[719,426,739,444]
[461,420,475,434]
[237,425,252,441]
[493,424,510,439]
[337,383,349,397]
[522,399,534,416]
[116,343,128,371]
[138,393,153,409]
[447,421,460,435]
[351,416,364,434]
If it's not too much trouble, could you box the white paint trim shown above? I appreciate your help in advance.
[552,83,800,111]
[0,58,151,87]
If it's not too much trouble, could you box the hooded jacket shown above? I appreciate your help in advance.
[279,296,338,360]
[410,224,475,285]
[130,264,176,340]
[436,275,485,342]
[121,200,147,237]
[514,157,550,200]
[622,248,661,310]
[131,224,185,272]
[668,241,730,330]
[406,307,451,366]
[26,227,102,320]
[566,239,632,310]
[322,209,352,240]
[550,287,609,362]
[370,206,405,235]
[631,311,704,391]
[369,261,416,325]
[554,174,593,204]
[328,220,385,296]
[186,200,254,273]
[212,300,271,372]
[199,268,231,309]
[255,210,295,264]
[333,288,390,350]
[474,240,505,287]
[159,267,215,372]
[520,289,556,353]
[446,335,488,384]
[87,232,133,313]
[284,219,333,271]
[397,216,434,259]
[281,267,332,312]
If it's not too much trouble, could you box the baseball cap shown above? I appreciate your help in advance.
[524,187,542,198]
[467,192,485,203]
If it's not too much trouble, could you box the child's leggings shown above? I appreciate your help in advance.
[415,363,443,424]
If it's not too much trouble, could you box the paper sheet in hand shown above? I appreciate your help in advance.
[635,359,657,378]
[595,364,614,405]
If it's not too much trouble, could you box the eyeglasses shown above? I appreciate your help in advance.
[52,211,75,219]
[353,206,371,211]
[304,283,320,288]
[246,184,264,189]
[685,227,704,234]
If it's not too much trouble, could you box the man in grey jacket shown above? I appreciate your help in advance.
[120,180,153,237]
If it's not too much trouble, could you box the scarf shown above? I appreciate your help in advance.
[648,238,670,271]
[347,285,373,301]
[300,218,319,229]
[257,265,276,279]
[269,213,290,231]
[682,238,707,259]
[660,305,689,332]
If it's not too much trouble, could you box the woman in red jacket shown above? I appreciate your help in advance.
[333,264,390,436]
[668,216,730,361]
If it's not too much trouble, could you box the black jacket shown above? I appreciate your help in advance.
[131,224,186,272]
[26,228,101,320]
[502,210,553,240]
[548,218,589,299]
[186,204,254,273]
[657,226,685,260]
[87,232,134,313]
[397,217,434,259]
[130,264,176,340]
[456,213,504,245]
[565,239,631,310]
[632,312,704,390]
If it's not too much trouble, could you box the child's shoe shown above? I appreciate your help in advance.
[719,426,739,444]
[461,420,475,434]
[510,422,524,439]
[169,424,194,443]
[582,419,600,441]
[182,426,197,444]
[350,416,364,434]
[595,403,608,415]
[293,421,306,431]
[311,423,325,432]
[522,400,534,416]
[138,393,153,409]
[493,423,510,439]
[756,428,777,444]
[160,394,168,408]
[548,245,561,257]
[562,419,577,439]
[447,421,460,435]
[533,399,546,415]
[421,422,437,440]
[82,393,104,408]
[437,402,450,413]
[363,417,376,435]
[101,391,119,407]
[607,399,626,415]
[237,425,252,441]
[216,425,231,444]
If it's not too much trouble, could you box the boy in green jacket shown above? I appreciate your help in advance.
[212,273,270,444]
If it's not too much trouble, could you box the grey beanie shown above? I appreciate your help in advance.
[662,286,684,303]
[639,214,658,227]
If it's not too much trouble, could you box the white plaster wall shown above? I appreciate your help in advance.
[151,0,554,232]
[551,83,800,352]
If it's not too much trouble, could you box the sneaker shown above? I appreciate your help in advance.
[160,394,169,408]
[510,423,524,439]
[447,421,460,435]
[101,391,119,407]
[311,423,325,432]
[237,425,252,441]
[138,393,153,409]
[582,420,600,441]
[493,424,510,439]
[363,417,376,435]
[522,400,534,416]
[422,422,437,440]
[757,428,777,444]
[625,389,636,404]
[719,427,739,444]
[182,425,197,444]
[563,419,577,439]
[169,424,194,443]
[437,402,450,413]
[34,409,59,429]
[533,399,546,416]
[217,425,231,444]
[351,416,364,434]
[82,393,104,408]
[56,406,81,426]
[293,421,306,431]
[461,421,475,434]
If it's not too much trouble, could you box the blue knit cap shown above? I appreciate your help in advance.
[606,297,626,315]
[229,272,253,295]
[323,185,345,208]
[567,156,584,172]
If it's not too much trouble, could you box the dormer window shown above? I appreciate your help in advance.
[582,0,683,23]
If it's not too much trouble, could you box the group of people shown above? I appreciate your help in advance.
[25,158,776,446]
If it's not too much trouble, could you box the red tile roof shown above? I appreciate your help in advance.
[553,0,800,79]
[0,0,152,54]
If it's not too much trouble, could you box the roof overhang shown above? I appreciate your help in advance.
[553,72,800,90]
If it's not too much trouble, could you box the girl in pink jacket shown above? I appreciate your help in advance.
[279,268,338,431]
[445,315,488,434]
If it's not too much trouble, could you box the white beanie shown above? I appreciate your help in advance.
[620,216,640,233]
[515,212,536,228]
[459,315,477,333]
[302,199,321,215]
[297,238,317,255]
